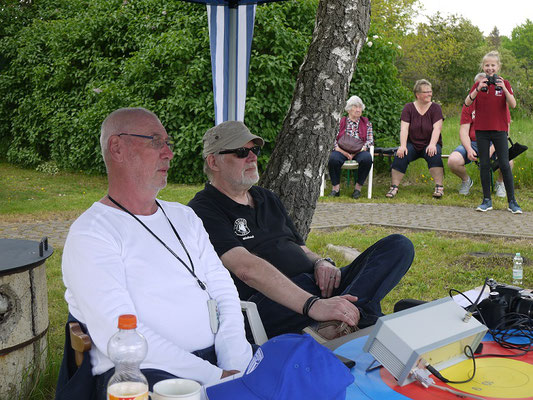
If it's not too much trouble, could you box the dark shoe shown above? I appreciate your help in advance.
[352,189,361,199]
[476,198,493,212]
[508,200,522,214]
[432,184,444,198]
[385,185,398,198]
[329,190,340,197]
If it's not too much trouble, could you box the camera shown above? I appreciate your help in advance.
[480,74,502,92]
[473,279,533,329]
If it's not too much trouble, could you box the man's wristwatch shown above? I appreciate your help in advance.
[314,257,336,267]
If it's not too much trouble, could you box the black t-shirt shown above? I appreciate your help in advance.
[188,183,313,299]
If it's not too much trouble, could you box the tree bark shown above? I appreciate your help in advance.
[259,0,371,239]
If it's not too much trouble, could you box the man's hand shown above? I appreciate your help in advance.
[221,370,240,379]
[314,259,341,298]
[308,295,360,327]
[466,148,477,162]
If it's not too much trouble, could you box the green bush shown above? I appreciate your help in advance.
[0,0,411,182]
[350,34,412,147]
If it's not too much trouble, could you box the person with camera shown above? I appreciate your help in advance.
[464,51,521,213]
[448,73,513,196]
[386,79,444,198]
[327,95,374,199]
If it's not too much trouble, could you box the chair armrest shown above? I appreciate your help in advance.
[240,301,268,345]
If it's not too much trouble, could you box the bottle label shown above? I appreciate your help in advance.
[108,382,148,400]
[513,269,523,280]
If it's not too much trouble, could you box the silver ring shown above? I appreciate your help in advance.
[330,276,335,280]
[343,312,348,316]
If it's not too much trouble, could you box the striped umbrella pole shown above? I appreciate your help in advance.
[207,3,256,124]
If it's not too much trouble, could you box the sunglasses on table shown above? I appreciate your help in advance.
[218,145,261,158]
[117,133,174,150]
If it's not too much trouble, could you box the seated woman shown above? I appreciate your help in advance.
[328,95,374,199]
[386,79,444,198]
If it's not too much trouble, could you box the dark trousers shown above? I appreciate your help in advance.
[248,234,414,338]
[94,346,217,400]
[391,142,443,174]
[328,150,373,186]
[476,130,515,201]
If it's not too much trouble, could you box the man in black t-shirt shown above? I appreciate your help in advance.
[189,121,414,339]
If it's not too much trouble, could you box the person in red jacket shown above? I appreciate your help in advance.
[464,51,520,213]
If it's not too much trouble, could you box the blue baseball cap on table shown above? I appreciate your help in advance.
[206,333,354,400]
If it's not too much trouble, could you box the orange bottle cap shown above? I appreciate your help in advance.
[118,314,137,330]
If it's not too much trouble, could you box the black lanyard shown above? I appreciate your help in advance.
[107,195,206,291]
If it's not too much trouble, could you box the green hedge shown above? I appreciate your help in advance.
[0,0,410,182]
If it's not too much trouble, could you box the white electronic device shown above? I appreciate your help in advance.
[363,297,488,386]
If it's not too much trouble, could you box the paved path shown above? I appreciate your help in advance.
[0,203,532,248]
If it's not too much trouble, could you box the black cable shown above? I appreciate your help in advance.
[449,279,533,357]
[427,345,476,384]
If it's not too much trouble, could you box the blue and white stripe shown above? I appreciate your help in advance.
[207,4,256,124]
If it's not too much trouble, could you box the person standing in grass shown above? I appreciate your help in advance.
[448,73,514,197]
[464,51,521,214]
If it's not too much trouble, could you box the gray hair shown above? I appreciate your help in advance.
[345,95,365,112]
[413,79,432,95]
[100,107,158,168]
[474,72,486,82]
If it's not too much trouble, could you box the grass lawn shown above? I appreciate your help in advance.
[0,116,532,399]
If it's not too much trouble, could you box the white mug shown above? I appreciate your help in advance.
[150,379,201,400]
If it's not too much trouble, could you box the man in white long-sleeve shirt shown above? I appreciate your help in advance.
[61,107,252,399]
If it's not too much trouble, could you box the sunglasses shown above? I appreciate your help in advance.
[218,145,261,158]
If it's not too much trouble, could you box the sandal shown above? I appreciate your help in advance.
[385,185,398,198]
[303,321,359,344]
[433,184,444,198]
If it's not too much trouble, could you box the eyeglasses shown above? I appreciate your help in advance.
[118,133,174,150]
[218,145,261,158]
[419,91,433,94]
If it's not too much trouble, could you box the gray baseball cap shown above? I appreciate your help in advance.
[202,121,264,158]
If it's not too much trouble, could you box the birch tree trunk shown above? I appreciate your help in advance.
[259,0,371,238]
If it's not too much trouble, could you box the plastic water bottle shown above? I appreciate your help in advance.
[512,253,523,286]
[107,314,149,400]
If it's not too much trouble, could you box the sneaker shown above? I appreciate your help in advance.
[458,177,473,195]
[329,190,340,197]
[494,181,506,198]
[352,189,361,199]
[508,200,523,214]
[476,198,493,212]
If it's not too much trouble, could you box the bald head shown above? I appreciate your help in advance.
[100,107,160,167]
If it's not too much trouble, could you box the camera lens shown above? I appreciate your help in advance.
[512,297,533,318]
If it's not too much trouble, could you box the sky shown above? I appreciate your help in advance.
[415,0,533,37]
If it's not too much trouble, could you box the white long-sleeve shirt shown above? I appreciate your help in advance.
[62,200,252,385]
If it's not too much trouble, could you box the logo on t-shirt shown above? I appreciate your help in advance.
[234,218,251,236]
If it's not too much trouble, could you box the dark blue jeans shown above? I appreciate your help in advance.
[248,234,414,338]
[94,346,217,400]
[328,150,373,186]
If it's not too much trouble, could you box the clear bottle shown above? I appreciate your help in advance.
[107,314,149,400]
[512,252,523,286]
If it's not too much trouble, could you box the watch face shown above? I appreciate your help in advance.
[325,257,336,266]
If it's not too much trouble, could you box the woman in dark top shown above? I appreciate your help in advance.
[327,95,374,199]
[386,79,444,198]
